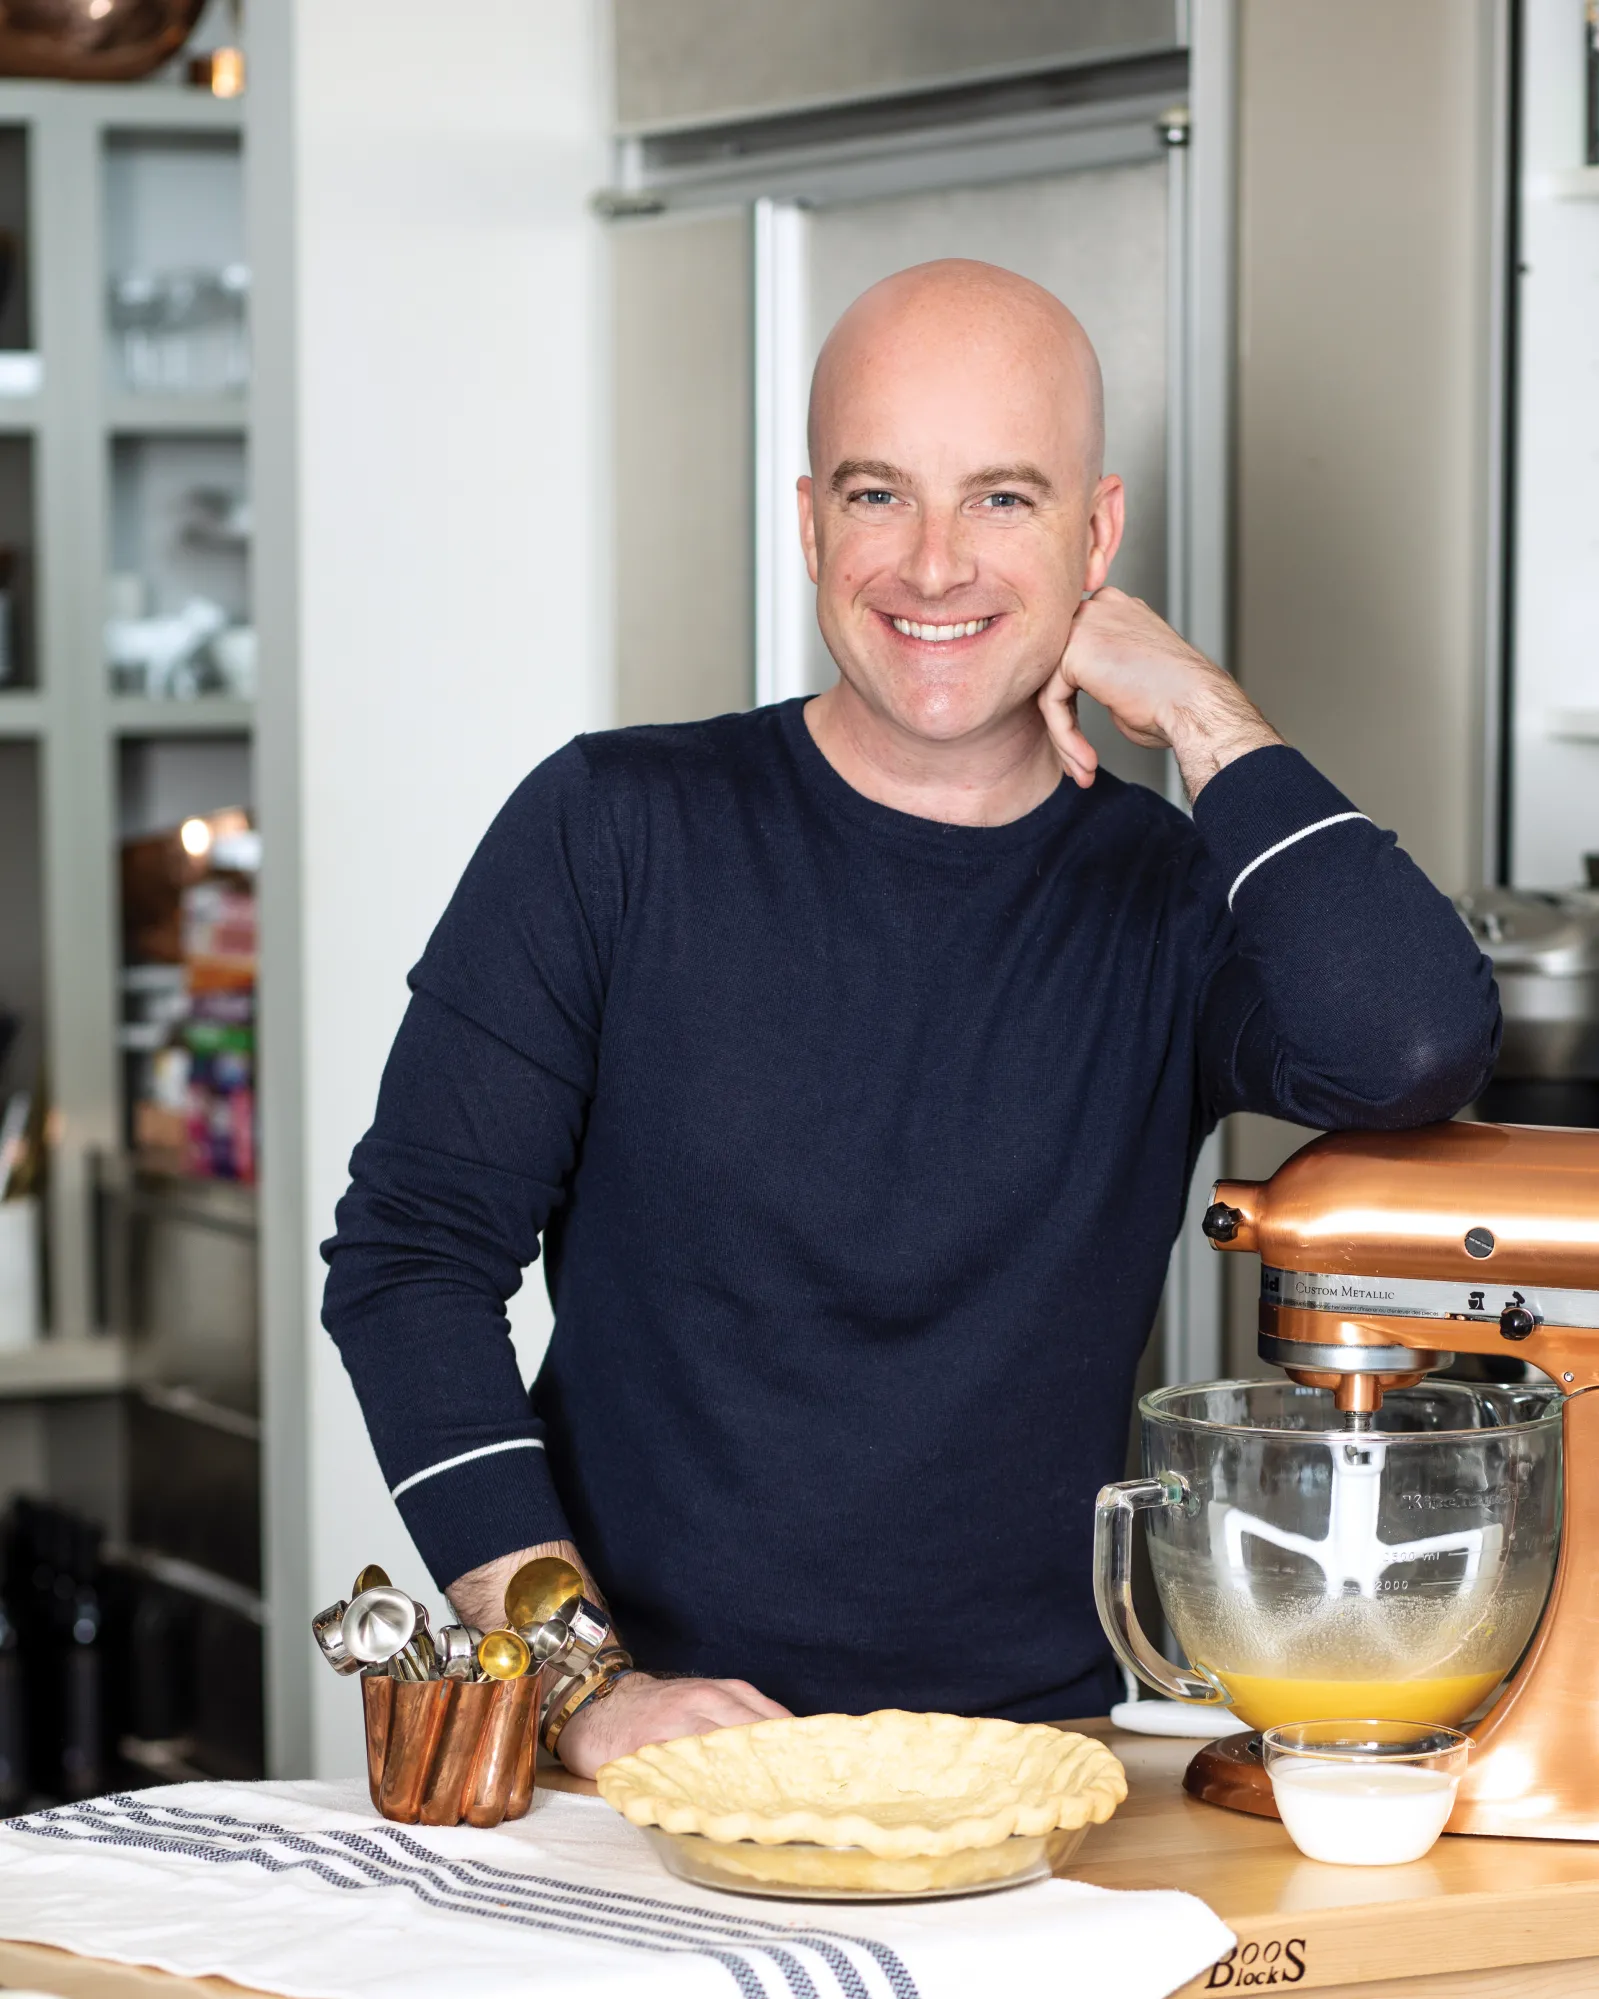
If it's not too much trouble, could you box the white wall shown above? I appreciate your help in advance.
[1510,0,1599,886]
[253,0,613,1778]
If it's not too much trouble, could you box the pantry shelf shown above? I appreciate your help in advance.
[0,1334,128,1399]
[107,696,253,734]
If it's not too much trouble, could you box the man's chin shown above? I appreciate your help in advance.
[848,669,1047,748]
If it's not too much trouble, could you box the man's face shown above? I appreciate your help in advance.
[799,305,1122,745]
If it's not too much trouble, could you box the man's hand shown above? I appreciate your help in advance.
[1039,586,1281,800]
[557,1672,792,1779]
[449,1543,790,1778]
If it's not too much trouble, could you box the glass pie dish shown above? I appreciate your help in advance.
[643,1822,1091,1900]
[598,1709,1125,1901]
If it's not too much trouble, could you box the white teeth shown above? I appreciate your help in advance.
[890,617,993,642]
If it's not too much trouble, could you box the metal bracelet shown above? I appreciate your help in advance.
[539,1659,602,1734]
[540,1643,629,1720]
[544,1666,635,1758]
[542,1652,636,1756]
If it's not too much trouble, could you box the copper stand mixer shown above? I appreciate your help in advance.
[1094,1121,1599,1839]
[1182,1120,1599,1838]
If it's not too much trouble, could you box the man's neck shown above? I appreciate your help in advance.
[803,683,1064,827]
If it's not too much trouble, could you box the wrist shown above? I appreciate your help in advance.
[553,1662,648,1768]
[1164,670,1281,799]
[447,1538,601,1635]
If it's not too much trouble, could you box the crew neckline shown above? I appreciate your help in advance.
[775,696,1083,857]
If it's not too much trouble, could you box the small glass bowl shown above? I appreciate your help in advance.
[1262,1720,1472,1867]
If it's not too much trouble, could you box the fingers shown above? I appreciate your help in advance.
[1047,585,1208,766]
[716,1678,793,1719]
[1037,673,1099,789]
[558,1673,791,1776]
[680,1686,791,1730]
[672,1691,772,1734]
[743,1691,793,1718]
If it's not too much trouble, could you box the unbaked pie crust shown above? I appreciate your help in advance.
[596,1709,1127,1859]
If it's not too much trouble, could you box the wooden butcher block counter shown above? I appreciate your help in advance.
[5,1718,1599,1999]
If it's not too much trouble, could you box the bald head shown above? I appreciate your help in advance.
[795,256,1124,760]
[807,259,1105,487]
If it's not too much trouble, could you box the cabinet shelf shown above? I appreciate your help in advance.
[0,690,43,735]
[0,83,244,133]
[1547,167,1599,200]
[108,695,253,734]
[0,391,40,434]
[0,1334,128,1399]
[106,394,248,436]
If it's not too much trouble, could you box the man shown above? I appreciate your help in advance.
[323,260,1498,1776]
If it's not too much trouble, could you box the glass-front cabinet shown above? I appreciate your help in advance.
[0,77,261,1805]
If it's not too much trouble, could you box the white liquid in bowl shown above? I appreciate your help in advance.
[1269,1759,1459,1866]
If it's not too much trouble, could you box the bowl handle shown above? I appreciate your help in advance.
[1093,1475,1229,1707]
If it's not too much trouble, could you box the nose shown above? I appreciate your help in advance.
[898,502,977,603]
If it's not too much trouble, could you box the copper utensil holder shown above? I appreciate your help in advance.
[361,1669,542,1826]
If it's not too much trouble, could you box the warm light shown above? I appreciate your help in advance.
[88,0,112,17]
[208,46,246,98]
[180,817,213,858]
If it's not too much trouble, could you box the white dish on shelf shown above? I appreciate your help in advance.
[0,1196,39,1350]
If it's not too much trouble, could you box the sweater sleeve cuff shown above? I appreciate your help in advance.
[389,1436,574,1593]
[1191,744,1370,908]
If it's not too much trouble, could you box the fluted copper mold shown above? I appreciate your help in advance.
[360,1669,542,1827]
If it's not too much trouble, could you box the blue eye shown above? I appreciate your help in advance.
[850,489,895,506]
[981,492,1026,509]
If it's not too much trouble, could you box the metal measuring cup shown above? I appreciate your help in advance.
[343,1586,438,1681]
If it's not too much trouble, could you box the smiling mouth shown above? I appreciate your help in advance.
[887,615,996,643]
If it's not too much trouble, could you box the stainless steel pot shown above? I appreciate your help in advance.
[1456,888,1599,1082]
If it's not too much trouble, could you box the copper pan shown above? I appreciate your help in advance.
[0,1,207,82]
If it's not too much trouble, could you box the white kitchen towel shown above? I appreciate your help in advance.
[0,1778,1234,1999]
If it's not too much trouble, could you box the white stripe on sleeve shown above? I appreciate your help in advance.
[1226,811,1371,910]
[389,1436,545,1500]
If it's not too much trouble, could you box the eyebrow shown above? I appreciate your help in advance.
[829,458,909,494]
[827,457,1058,499]
[963,462,1057,498]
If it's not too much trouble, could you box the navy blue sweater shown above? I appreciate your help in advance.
[322,702,1499,1721]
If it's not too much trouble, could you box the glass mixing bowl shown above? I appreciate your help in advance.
[1094,1379,1561,1731]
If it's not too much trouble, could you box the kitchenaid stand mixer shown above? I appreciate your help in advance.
[1096,1120,1599,1841]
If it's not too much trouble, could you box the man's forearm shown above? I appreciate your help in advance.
[447,1538,605,1634]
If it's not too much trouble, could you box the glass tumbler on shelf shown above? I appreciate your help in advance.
[108,265,250,396]
[1094,1379,1561,1733]
[109,273,163,393]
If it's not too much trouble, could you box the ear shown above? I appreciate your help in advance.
[1082,475,1125,594]
[797,476,819,585]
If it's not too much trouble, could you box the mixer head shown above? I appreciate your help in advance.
[1203,1122,1599,1417]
